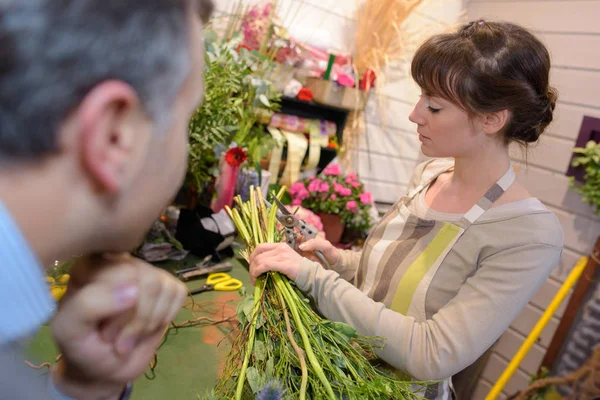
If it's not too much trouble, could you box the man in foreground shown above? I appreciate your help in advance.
[0,0,214,398]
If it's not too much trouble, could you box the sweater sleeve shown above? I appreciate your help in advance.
[295,242,562,380]
[328,250,362,282]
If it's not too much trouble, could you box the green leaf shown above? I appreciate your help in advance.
[254,340,267,362]
[259,94,271,107]
[246,367,263,394]
[265,358,274,378]
[236,302,247,325]
[331,321,357,340]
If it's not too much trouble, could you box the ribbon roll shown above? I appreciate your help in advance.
[280,130,308,187]
[267,127,286,185]
[304,122,329,171]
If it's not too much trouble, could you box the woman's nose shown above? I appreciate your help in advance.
[409,101,425,126]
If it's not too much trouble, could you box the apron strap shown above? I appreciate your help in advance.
[406,160,454,200]
[460,164,516,226]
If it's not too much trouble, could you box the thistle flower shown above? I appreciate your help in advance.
[256,380,286,400]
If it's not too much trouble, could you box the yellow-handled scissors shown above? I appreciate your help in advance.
[189,272,243,295]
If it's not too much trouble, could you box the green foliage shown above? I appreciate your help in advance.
[569,140,600,214]
[214,191,431,400]
[188,36,250,188]
[186,33,281,191]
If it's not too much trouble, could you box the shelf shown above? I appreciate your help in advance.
[279,96,349,144]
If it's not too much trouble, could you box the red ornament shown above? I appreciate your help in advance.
[225,147,247,167]
[297,87,313,102]
[359,69,377,91]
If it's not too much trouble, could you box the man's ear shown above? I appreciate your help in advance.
[76,81,149,194]
[482,109,510,137]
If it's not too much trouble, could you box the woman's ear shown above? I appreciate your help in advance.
[482,109,510,137]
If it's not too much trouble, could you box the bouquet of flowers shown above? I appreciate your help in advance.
[289,164,374,234]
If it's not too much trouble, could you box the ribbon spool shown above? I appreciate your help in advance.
[267,127,286,185]
[279,130,308,187]
[304,122,329,171]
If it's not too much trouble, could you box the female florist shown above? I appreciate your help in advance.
[26,1,593,400]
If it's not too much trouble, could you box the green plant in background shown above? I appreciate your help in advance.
[187,34,250,188]
[569,140,600,214]
[186,31,282,194]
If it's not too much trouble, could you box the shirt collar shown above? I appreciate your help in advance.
[0,199,55,344]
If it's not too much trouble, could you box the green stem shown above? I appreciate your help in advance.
[273,274,336,400]
[235,278,264,400]
[275,284,307,400]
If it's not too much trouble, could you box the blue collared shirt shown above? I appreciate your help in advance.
[0,200,55,342]
[0,199,72,399]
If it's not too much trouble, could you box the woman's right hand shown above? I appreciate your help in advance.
[297,237,340,268]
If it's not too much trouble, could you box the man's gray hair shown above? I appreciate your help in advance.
[0,0,213,158]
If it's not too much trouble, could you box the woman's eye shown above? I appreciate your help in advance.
[427,105,441,113]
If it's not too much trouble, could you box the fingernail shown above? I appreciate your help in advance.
[299,244,306,250]
[117,337,136,354]
[114,285,138,305]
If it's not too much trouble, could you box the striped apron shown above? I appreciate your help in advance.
[355,163,515,399]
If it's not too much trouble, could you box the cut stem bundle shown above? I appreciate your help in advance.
[209,187,429,400]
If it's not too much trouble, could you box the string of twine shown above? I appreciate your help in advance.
[513,347,600,400]
[25,294,238,374]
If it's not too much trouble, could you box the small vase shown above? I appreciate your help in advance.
[317,213,344,244]
[211,161,240,213]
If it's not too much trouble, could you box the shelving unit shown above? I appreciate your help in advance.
[274,96,350,172]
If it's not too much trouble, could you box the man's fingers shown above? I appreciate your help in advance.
[146,278,186,333]
[53,283,138,342]
[113,274,162,355]
[114,271,187,355]
[100,311,133,343]
[165,281,188,325]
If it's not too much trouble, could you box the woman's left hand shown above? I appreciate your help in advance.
[249,243,304,284]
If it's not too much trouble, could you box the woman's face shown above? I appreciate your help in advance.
[409,93,484,158]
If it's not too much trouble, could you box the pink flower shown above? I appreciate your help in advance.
[307,178,322,193]
[345,172,358,183]
[346,200,358,213]
[290,182,309,201]
[318,182,330,193]
[290,182,305,196]
[339,187,352,197]
[323,163,341,176]
[333,182,345,193]
[331,194,337,200]
[350,181,361,188]
[360,192,373,205]
[292,198,302,206]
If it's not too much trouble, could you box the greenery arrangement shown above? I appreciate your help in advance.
[187,31,281,194]
[289,164,374,233]
[205,187,427,400]
[569,140,600,214]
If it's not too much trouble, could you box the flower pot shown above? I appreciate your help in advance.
[317,213,344,244]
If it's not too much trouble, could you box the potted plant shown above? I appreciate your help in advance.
[185,28,282,202]
[569,140,600,214]
[289,164,374,244]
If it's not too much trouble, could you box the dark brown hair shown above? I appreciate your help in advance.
[195,0,215,24]
[411,20,557,145]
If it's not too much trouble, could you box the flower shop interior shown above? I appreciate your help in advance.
[32,0,600,399]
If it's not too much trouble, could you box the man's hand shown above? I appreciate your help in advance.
[50,254,188,398]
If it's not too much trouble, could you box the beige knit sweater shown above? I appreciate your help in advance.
[295,159,563,382]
